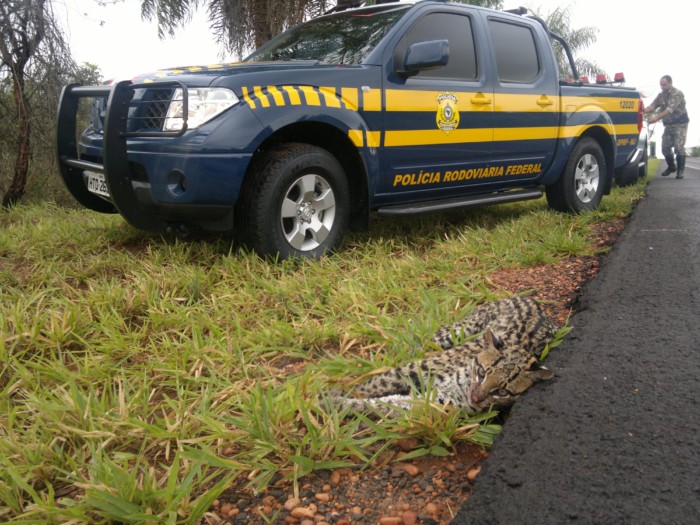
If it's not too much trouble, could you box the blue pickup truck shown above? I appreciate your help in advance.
[56,0,645,259]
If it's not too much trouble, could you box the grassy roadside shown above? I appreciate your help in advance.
[0,168,653,524]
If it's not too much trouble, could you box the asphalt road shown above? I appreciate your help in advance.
[454,159,700,524]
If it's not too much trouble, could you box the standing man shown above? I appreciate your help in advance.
[645,75,690,179]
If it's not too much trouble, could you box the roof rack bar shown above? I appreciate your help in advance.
[325,0,403,14]
[327,0,364,13]
[504,6,527,15]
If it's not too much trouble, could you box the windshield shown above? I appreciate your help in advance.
[245,7,410,65]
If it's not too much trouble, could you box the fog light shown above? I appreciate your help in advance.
[167,170,187,197]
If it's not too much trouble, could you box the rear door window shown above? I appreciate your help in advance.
[488,19,540,83]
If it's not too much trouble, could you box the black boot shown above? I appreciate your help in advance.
[676,155,685,179]
[661,155,677,176]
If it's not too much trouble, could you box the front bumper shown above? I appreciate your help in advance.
[56,80,259,233]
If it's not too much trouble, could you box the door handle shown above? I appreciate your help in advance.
[470,94,492,105]
[537,97,554,107]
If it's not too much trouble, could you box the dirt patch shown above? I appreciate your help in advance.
[203,219,627,525]
[489,220,626,326]
[206,443,486,525]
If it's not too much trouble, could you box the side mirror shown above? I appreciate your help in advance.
[399,39,449,77]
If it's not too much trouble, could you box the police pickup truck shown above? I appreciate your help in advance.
[56,0,645,259]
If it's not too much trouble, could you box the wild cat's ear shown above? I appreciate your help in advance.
[526,359,554,381]
[485,329,504,350]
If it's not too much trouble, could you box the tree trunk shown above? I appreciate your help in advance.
[0,0,49,208]
[2,69,31,208]
[252,5,271,48]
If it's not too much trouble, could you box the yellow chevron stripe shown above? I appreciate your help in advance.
[348,130,364,147]
[300,86,321,106]
[243,85,354,108]
[267,86,285,106]
[319,87,342,108]
[253,86,270,108]
[283,86,302,106]
[341,88,359,111]
[242,86,256,109]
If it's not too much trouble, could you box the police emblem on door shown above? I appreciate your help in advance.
[436,93,459,133]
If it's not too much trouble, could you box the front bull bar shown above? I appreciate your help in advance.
[55,80,188,232]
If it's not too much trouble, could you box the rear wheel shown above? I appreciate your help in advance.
[235,143,350,260]
[546,137,606,213]
[615,163,639,188]
[638,142,649,180]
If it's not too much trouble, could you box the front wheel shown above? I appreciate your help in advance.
[235,143,350,260]
[546,137,606,213]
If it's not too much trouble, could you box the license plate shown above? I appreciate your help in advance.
[85,171,110,197]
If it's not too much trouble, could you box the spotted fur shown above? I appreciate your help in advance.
[432,296,557,357]
[332,297,558,417]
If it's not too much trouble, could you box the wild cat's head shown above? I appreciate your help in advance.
[467,330,554,410]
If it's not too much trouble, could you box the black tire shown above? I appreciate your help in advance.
[546,137,606,213]
[235,143,350,260]
[615,164,639,188]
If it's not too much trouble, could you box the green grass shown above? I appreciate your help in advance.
[0,168,653,524]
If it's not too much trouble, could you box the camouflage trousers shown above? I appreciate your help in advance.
[661,124,688,157]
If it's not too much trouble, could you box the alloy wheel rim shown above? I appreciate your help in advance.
[574,153,599,203]
[280,173,336,251]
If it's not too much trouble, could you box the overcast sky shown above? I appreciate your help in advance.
[55,0,698,147]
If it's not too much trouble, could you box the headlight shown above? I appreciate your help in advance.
[163,88,239,131]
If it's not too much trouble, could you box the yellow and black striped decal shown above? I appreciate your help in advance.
[241,85,382,148]
[241,85,368,111]
[241,85,639,150]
